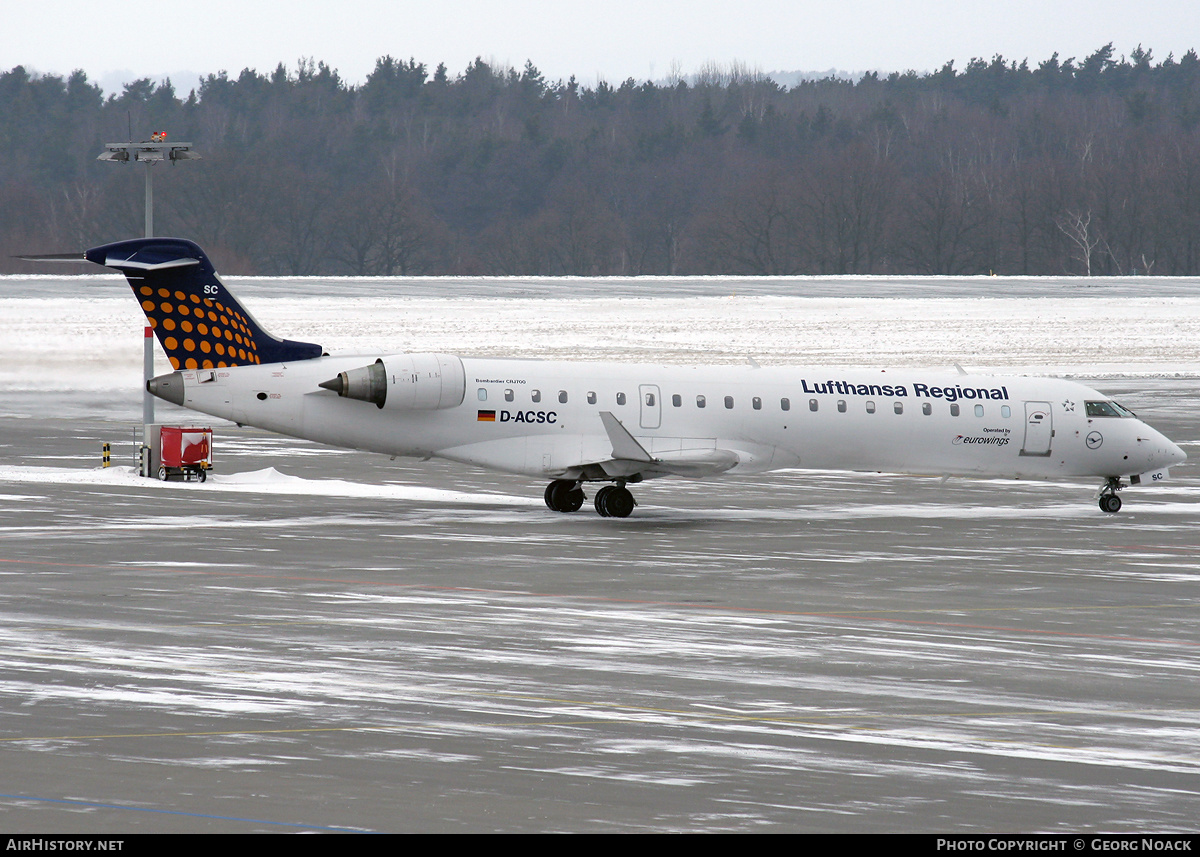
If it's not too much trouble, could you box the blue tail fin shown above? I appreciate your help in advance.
[85,238,323,370]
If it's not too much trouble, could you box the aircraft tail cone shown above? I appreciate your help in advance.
[147,372,185,406]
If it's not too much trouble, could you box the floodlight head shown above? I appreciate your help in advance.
[97,140,201,165]
[95,136,202,238]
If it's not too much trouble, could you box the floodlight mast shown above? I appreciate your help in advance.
[96,133,200,238]
[97,133,201,464]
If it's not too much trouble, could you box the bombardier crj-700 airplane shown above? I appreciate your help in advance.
[74,238,1186,516]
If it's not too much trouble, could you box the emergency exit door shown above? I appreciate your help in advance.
[639,384,661,430]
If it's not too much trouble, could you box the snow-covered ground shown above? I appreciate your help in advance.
[2,274,1199,397]
[0,463,537,506]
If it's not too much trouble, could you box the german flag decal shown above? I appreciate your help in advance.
[477,410,496,422]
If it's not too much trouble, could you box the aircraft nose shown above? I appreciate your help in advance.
[1141,424,1186,468]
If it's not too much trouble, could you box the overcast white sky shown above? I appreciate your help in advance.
[5,1,1198,95]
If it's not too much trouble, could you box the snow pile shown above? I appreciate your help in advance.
[0,464,536,506]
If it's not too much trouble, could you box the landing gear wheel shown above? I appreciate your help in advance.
[594,485,615,517]
[606,487,636,518]
[157,466,168,481]
[544,479,584,513]
[1098,477,1124,514]
[594,485,636,518]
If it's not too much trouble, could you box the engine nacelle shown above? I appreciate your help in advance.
[319,354,466,411]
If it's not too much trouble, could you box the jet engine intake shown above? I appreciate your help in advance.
[319,354,465,411]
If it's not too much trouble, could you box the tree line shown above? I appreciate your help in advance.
[3,44,1200,276]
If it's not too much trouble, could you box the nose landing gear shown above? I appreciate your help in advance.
[1098,477,1123,514]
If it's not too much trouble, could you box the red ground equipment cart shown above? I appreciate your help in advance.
[158,426,213,482]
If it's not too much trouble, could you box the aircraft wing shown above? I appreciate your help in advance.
[642,447,741,477]
[588,411,740,478]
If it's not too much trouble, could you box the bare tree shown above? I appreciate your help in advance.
[1056,209,1102,275]
[691,169,802,274]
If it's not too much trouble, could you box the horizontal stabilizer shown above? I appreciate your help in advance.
[12,252,89,264]
[103,254,199,272]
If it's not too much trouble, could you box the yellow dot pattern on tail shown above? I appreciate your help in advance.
[134,284,262,369]
[88,238,322,368]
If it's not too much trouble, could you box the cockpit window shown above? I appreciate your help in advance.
[1086,400,1136,418]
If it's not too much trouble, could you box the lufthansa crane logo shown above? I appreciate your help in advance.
[1085,431,1103,449]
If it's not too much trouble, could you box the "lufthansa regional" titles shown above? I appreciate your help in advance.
[800,380,1009,402]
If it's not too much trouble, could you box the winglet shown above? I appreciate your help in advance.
[598,412,654,462]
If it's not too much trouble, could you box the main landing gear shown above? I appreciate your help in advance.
[543,479,638,518]
[1098,477,1123,514]
[593,484,636,518]
[544,479,585,513]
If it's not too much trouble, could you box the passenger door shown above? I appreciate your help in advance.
[1020,401,1052,456]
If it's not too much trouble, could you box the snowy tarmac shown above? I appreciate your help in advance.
[0,275,1198,832]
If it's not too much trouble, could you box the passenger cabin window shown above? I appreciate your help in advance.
[974,404,985,417]
[922,403,932,416]
[477,388,487,401]
[559,390,568,404]
[724,396,734,409]
[752,397,762,410]
[780,398,790,411]
[894,401,903,414]
[837,400,847,413]
[1001,405,1011,418]
[616,392,626,406]
[672,394,682,407]
[950,403,961,417]
[646,392,656,406]
[865,401,876,414]
[504,389,514,402]
[587,391,597,404]
[531,389,541,403]
[809,399,818,412]
[696,395,706,408]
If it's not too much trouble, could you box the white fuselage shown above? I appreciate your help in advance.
[160,353,1185,485]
